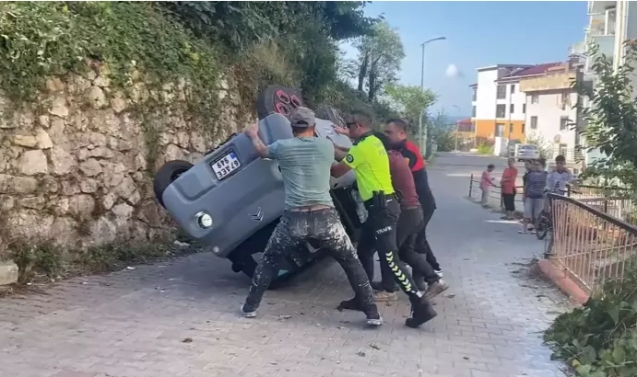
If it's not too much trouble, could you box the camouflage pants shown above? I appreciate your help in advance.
[243,208,378,317]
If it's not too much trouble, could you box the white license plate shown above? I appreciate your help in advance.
[212,151,241,180]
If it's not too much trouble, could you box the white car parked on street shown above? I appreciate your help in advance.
[515,144,540,162]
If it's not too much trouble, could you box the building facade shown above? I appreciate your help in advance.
[519,61,584,163]
[583,1,637,165]
[471,65,531,142]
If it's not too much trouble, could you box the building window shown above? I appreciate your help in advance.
[472,106,476,117]
[521,123,525,133]
[495,123,504,137]
[530,116,538,129]
[560,116,569,131]
[561,91,570,104]
[510,84,515,94]
[497,85,506,99]
[531,94,539,104]
[559,143,568,157]
[523,104,526,114]
[471,122,476,132]
[509,123,513,133]
[496,104,506,118]
[509,104,514,114]
[472,89,477,101]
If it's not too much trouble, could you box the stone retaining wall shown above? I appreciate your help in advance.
[0,64,250,261]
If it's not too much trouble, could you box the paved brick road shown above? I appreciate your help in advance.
[1,154,571,377]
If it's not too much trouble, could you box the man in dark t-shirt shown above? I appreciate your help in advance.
[384,119,442,288]
[356,132,448,302]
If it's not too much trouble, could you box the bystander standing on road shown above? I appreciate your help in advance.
[546,155,576,195]
[331,111,437,328]
[240,107,382,327]
[480,164,497,207]
[500,157,518,220]
[520,159,547,234]
[521,160,533,231]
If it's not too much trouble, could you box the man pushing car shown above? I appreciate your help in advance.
[241,107,383,327]
[330,110,437,328]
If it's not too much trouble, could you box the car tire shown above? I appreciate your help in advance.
[256,86,304,120]
[153,160,194,207]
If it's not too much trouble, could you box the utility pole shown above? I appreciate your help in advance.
[418,36,446,155]
[452,104,461,151]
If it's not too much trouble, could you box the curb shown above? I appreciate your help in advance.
[537,259,589,306]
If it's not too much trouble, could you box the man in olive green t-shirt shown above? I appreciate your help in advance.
[330,110,437,329]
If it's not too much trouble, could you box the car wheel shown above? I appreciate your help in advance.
[256,85,304,120]
[153,160,194,207]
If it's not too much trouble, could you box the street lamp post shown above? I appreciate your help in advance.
[452,104,461,151]
[418,36,446,155]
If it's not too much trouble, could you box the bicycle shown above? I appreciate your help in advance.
[536,183,580,259]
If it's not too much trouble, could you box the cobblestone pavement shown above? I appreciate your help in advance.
[1,154,572,377]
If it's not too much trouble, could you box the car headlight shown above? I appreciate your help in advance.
[195,212,213,229]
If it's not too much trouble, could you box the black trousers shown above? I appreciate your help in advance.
[359,206,440,291]
[414,204,441,273]
[360,196,421,302]
[243,208,378,317]
[502,193,516,212]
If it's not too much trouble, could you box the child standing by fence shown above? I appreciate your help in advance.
[480,164,497,207]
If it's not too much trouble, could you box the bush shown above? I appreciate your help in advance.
[544,262,637,377]
[476,142,494,155]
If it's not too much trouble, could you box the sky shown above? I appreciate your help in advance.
[340,1,589,118]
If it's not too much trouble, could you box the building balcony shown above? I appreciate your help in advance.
[586,6,616,40]
[584,32,615,72]
[588,1,617,16]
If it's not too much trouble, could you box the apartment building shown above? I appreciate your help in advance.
[583,1,637,165]
[586,1,637,73]
[470,64,531,142]
[520,61,584,163]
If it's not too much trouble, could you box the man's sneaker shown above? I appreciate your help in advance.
[337,297,363,312]
[406,298,437,328]
[435,269,443,278]
[240,304,257,318]
[374,291,398,302]
[366,314,384,327]
[423,280,449,300]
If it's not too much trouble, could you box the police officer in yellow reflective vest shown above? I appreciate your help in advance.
[330,110,437,328]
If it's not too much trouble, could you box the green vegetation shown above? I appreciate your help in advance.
[0,1,446,283]
[11,235,189,282]
[575,41,637,195]
[544,263,637,377]
[476,142,494,155]
[543,41,637,377]
[428,110,456,152]
[385,84,437,128]
[0,2,440,128]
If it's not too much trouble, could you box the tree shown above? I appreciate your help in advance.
[163,2,378,51]
[576,41,637,189]
[428,110,455,152]
[384,83,437,130]
[351,21,405,102]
